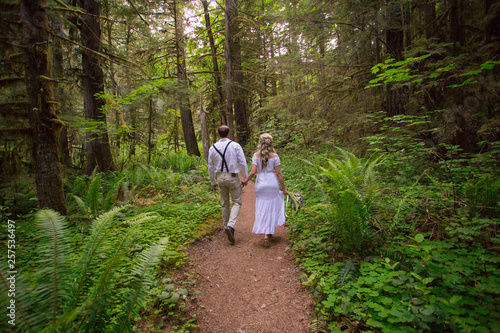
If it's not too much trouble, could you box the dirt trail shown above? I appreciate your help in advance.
[184,178,314,333]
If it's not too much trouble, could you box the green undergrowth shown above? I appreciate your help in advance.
[281,136,500,332]
[0,149,220,332]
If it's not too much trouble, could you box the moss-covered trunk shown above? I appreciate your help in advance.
[20,0,67,215]
[79,0,115,174]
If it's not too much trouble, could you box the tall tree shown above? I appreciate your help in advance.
[52,21,72,168]
[449,0,465,46]
[19,0,67,214]
[384,0,406,116]
[78,0,115,174]
[174,0,201,156]
[225,0,249,146]
[201,0,227,125]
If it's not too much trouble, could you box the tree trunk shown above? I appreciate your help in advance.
[174,0,201,156]
[384,0,406,116]
[449,0,464,46]
[104,0,121,149]
[423,0,440,112]
[58,126,72,168]
[201,0,226,125]
[225,0,249,147]
[52,21,72,168]
[485,0,499,43]
[269,28,277,96]
[224,1,235,140]
[20,0,67,215]
[147,97,154,164]
[424,0,437,40]
[79,0,115,174]
[200,94,210,162]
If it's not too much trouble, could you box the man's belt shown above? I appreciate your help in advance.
[219,172,238,177]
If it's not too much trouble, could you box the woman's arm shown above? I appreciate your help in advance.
[242,164,257,185]
[274,165,288,195]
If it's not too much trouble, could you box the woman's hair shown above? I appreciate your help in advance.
[257,133,275,167]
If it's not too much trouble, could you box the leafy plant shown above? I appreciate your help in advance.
[285,140,499,332]
[0,208,166,332]
[314,148,384,254]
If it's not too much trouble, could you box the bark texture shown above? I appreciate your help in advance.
[174,0,201,156]
[20,0,67,214]
[79,0,115,174]
[224,0,250,145]
[226,0,249,147]
[384,0,406,116]
[202,0,226,125]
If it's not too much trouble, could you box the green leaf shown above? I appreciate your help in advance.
[421,308,434,316]
[422,277,434,285]
[415,234,424,243]
[450,295,462,305]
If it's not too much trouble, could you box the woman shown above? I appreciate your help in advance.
[242,133,288,247]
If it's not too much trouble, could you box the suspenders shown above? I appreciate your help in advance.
[212,141,233,172]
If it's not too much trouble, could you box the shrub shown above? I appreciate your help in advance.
[0,208,166,332]
[315,148,384,255]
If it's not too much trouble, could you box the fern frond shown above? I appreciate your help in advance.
[0,264,38,332]
[103,176,127,210]
[34,210,71,328]
[75,249,127,332]
[111,238,168,333]
[59,209,149,332]
[72,194,88,214]
[87,173,103,216]
[308,318,328,333]
[122,211,157,226]
[68,205,128,308]
[339,256,359,287]
[73,176,87,197]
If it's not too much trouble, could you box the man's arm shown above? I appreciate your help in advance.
[207,148,217,188]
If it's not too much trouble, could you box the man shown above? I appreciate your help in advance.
[208,125,248,245]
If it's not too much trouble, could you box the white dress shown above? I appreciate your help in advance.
[252,156,285,234]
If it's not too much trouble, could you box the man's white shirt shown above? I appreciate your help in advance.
[208,138,249,186]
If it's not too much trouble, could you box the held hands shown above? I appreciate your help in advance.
[241,177,252,187]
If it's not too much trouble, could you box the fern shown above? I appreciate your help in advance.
[0,210,72,332]
[308,318,328,333]
[72,194,88,214]
[0,207,162,332]
[314,148,384,253]
[111,238,168,333]
[73,176,88,197]
[87,173,103,216]
[463,174,500,217]
[103,176,127,209]
[68,205,127,309]
[0,264,38,332]
[34,210,71,328]
[75,213,156,332]
[339,256,359,287]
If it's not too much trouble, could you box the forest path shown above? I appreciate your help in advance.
[183,178,314,332]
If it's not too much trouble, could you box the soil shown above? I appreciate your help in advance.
[183,179,314,332]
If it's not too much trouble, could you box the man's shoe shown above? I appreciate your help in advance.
[225,227,235,245]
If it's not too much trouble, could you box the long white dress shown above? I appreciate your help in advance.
[252,156,285,234]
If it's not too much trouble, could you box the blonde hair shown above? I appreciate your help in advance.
[257,133,275,167]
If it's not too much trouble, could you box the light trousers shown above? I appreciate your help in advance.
[217,173,242,229]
